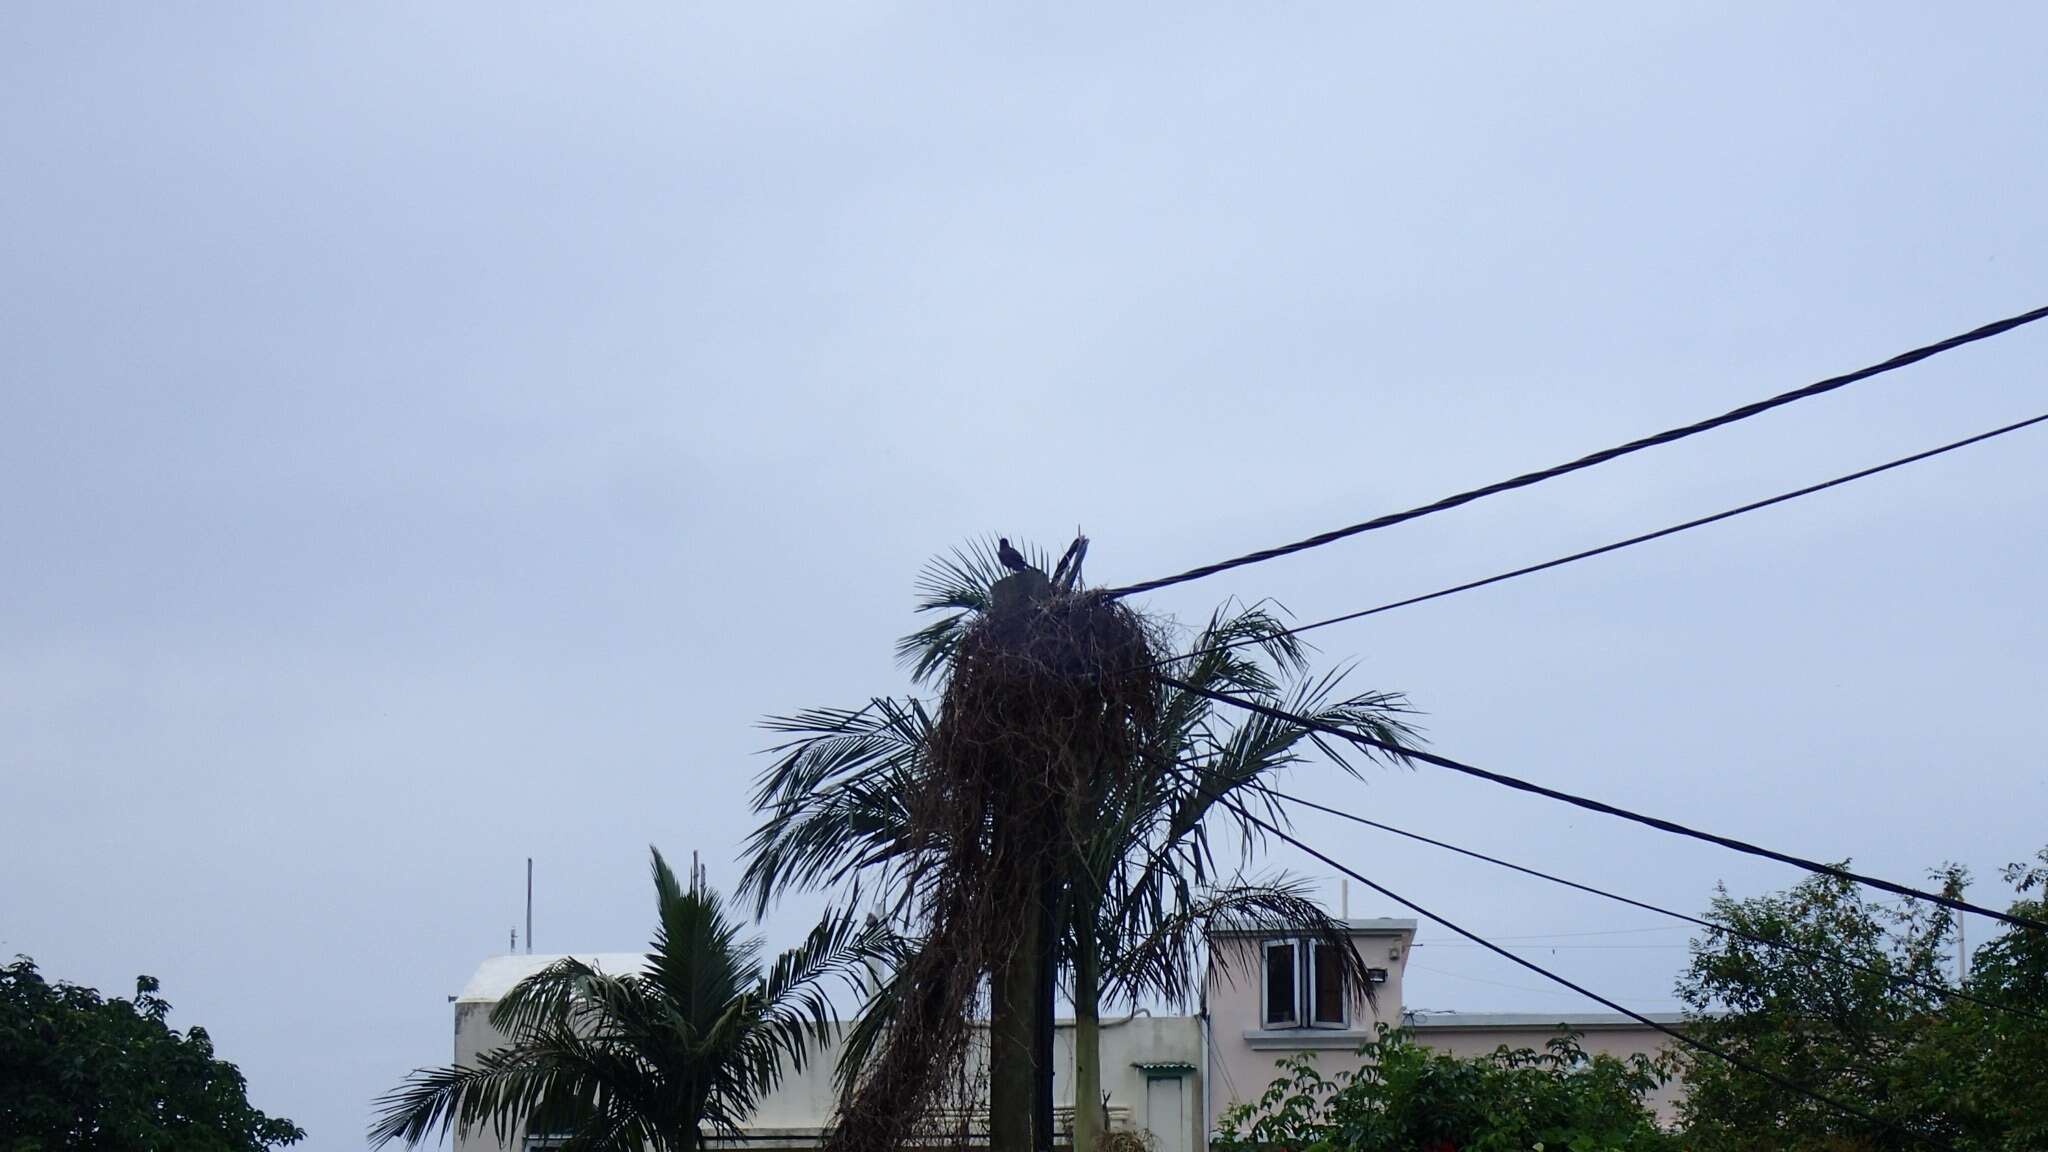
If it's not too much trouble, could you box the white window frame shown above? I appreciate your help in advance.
[1306,941,1348,1029]
[1260,939,1300,1028]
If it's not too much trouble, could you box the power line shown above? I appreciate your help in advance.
[1274,785,2048,1023]
[1208,792,1943,1149]
[1162,676,2048,935]
[1417,938,1687,947]
[1106,303,2048,600]
[1151,411,2048,671]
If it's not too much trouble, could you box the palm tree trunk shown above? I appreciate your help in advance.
[990,902,1042,1152]
[1071,904,1105,1152]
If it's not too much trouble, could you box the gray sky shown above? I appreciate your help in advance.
[4,3,2045,1146]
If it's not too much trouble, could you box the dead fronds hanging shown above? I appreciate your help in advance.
[825,572,1160,1152]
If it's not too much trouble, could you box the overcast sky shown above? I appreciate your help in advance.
[4,3,2046,1147]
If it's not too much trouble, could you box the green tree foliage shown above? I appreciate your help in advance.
[1676,848,2048,1151]
[370,848,880,1152]
[0,956,304,1151]
[1212,1026,1674,1152]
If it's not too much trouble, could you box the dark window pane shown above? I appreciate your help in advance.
[1263,942,1296,1026]
[1312,943,1345,1025]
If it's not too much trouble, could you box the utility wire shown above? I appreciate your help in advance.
[1162,676,2048,935]
[1266,783,2048,1023]
[1419,944,1688,950]
[1150,411,2048,671]
[1202,789,1942,1149]
[1107,304,2048,600]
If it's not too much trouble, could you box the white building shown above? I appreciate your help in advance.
[449,918,1683,1152]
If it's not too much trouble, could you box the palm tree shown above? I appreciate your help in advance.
[371,848,878,1152]
[741,539,1416,1152]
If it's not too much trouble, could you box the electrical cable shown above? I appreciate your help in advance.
[1197,784,1950,1149]
[1149,411,2048,671]
[1161,676,2048,935]
[1258,782,2048,1022]
[1106,304,2048,600]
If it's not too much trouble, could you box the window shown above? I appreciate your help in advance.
[1261,940,1298,1027]
[1264,938,1376,1029]
[1309,942,1346,1027]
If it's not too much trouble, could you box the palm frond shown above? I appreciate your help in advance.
[893,536,1055,682]
[1079,643,1418,1019]
[740,699,933,918]
[369,1030,610,1149]
[648,849,761,1034]
[822,927,953,1108]
[1173,670,1419,848]
[556,1107,658,1152]
[754,903,895,1075]
[375,852,862,1152]
[1105,874,1378,1013]
[487,956,606,1038]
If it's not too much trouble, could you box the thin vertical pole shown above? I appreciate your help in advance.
[526,857,534,955]
[1036,872,1056,1152]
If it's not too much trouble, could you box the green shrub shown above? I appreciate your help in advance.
[1212,1025,1675,1152]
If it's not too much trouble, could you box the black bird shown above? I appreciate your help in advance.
[997,537,1031,572]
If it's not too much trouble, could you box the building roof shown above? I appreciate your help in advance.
[1208,917,1417,938]
[1401,1009,1686,1030]
[457,953,649,1003]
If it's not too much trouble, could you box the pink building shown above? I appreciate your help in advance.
[1203,918,1685,1130]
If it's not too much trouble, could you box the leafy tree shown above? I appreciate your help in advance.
[1914,847,2048,1150]
[0,956,304,1151]
[370,848,879,1152]
[1675,850,2048,1151]
[1212,1026,1675,1152]
[742,539,1414,1152]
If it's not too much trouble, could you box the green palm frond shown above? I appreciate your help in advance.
[486,956,625,1040]
[1177,670,1417,840]
[1103,875,1375,1011]
[826,931,922,1098]
[371,851,876,1151]
[754,700,931,805]
[557,1107,658,1152]
[894,536,1056,682]
[370,1030,612,1150]
[752,901,893,1077]
[1073,628,1418,1022]
[739,699,933,918]
[650,851,758,1011]
[1185,600,1313,685]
